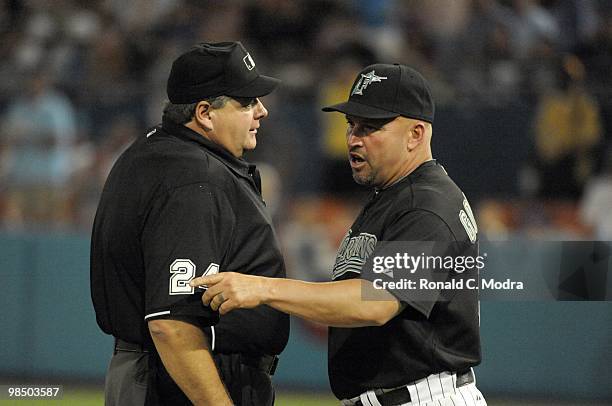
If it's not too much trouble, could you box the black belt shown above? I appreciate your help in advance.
[114,338,150,354]
[352,369,474,406]
[114,339,279,375]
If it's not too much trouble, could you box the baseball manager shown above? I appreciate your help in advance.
[191,64,487,406]
[91,41,289,405]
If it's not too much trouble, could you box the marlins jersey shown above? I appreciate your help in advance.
[91,117,289,356]
[328,160,481,399]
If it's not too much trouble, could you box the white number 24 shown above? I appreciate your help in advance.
[169,259,219,295]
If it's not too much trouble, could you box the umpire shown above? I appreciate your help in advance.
[191,64,487,405]
[90,42,289,405]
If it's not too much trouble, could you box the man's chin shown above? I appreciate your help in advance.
[243,141,257,152]
[352,172,373,186]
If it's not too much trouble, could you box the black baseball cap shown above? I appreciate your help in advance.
[322,63,435,123]
[167,41,280,104]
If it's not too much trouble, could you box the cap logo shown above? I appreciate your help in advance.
[243,53,255,71]
[351,70,387,96]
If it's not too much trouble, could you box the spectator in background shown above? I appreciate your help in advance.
[580,149,612,241]
[192,1,246,44]
[481,0,559,102]
[1,68,77,227]
[244,0,323,64]
[576,8,612,87]
[81,23,145,140]
[452,0,498,102]
[552,0,600,52]
[575,8,612,167]
[484,21,523,102]
[66,115,137,229]
[102,0,180,33]
[532,54,602,199]
[319,42,375,197]
[0,26,22,109]
[387,2,457,105]
[400,0,471,73]
[485,0,560,59]
[145,39,185,124]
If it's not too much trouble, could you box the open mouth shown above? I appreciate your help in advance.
[349,153,366,167]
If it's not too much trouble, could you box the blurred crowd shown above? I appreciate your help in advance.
[1,0,611,241]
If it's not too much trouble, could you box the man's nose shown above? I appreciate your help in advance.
[255,99,268,119]
[347,129,363,147]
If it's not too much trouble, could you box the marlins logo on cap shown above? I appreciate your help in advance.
[351,70,388,96]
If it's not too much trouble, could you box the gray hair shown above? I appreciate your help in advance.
[162,96,231,124]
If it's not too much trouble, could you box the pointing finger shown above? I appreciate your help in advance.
[190,273,224,288]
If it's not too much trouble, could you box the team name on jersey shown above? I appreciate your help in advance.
[332,230,378,280]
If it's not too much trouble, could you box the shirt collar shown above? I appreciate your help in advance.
[161,116,261,191]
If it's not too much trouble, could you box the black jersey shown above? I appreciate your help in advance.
[328,160,481,399]
[91,117,289,356]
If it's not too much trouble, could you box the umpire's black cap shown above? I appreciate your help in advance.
[167,41,280,104]
[322,63,435,123]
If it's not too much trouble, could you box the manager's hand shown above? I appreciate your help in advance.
[189,272,268,314]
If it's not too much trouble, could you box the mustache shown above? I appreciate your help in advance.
[349,148,366,159]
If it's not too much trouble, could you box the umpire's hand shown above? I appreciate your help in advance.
[190,273,267,314]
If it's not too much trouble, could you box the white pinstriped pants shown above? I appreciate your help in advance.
[343,369,487,406]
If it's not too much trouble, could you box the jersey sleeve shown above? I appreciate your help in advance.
[361,209,456,318]
[141,182,235,325]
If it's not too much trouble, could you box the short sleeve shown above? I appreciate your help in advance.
[141,182,235,324]
[361,210,456,318]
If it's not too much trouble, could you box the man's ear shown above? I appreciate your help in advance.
[193,101,213,132]
[407,121,426,151]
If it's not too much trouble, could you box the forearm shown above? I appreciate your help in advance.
[149,319,232,406]
[262,278,400,327]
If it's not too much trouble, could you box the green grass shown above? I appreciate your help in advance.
[276,392,338,405]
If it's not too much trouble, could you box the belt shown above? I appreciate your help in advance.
[114,338,150,354]
[350,369,475,406]
[114,339,279,375]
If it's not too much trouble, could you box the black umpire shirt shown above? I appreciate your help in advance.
[91,116,289,357]
[328,160,481,399]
